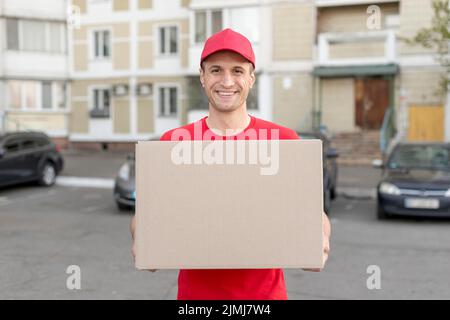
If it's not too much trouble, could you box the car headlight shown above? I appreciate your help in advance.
[445,189,450,197]
[379,182,401,195]
[118,163,130,180]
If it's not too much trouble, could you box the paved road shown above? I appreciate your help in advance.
[60,150,129,179]
[1,183,449,300]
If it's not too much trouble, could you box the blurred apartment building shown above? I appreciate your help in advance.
[0,0,439,154]
[69,0,267,150]
[68,0,446,154]
[0,0,70,147]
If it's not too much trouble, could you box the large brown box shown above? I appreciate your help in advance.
[135,140,324,269]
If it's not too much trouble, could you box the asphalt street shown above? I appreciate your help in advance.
[1,181,449,300]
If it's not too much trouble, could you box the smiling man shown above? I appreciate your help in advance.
[131,28,331,300]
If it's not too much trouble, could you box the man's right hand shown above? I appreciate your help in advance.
[131,215,158,273]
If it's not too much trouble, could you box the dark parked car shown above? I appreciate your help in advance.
[114,153,136,211]
[0,131,64,188]
[373,142,450,219]
[297,131,339,214]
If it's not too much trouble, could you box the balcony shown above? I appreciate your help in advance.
[317,30,397,66]
[3,51,69,79]
[0,0,67,20]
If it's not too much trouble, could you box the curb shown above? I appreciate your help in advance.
[56,176,115,189]
[336,187,376,200]
[55,176,378,200]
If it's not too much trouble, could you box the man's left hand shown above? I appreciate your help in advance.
[303,212,331,272]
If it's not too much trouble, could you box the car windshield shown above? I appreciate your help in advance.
[388,145,450,171]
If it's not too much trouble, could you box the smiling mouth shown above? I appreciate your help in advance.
[216,91,238,97]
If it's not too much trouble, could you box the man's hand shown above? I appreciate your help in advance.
[131,215,157,273]
[303,212,331,272]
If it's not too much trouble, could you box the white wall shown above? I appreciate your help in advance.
[0,17,5,131]
[190,0,259,10]
[1,0,68,20]
[0,18,4,78]
[153,0,184,13]
[0,81,5,132]
[3,51,68,79]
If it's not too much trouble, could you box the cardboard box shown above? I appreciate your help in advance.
[135,140,324,269]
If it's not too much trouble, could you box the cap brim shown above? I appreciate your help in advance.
[201,48,255,68]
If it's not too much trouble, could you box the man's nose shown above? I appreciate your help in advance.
[220,72,234,87]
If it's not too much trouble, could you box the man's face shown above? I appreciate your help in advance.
[200,51,255,113]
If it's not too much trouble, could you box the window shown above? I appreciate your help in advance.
[23,82,38,110]
[22,20,46,52]
[169,87,177,114]
[91,88,111,118]
[247,76,258,110]
[49,23,65,53]
[7,81,67,111]
[5,140,21,153]
[195,12,207,43]
[8,81,22,109]
[187,76,209,110]
[35,137,50,147]
[159,26,178,55]
[211,11,223,35]
[159,87,178,117]
[42,82,52,109]
[6,19,19,50]
[21,139,36,150]
[388,145,450,170]
[195,11,222,43]
[195,10,222,43]
[6,19,66,53]
[93,30,111,59]
[55,82,66,109]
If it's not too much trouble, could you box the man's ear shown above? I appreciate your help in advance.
[199,67,205,88]
[249,69,256,89]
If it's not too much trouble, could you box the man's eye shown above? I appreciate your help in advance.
[234,69,243,74]
[211,69,220,73]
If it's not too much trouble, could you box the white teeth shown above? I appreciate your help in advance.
[217,92,235,96]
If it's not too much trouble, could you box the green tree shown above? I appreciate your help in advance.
[405,0,450,95]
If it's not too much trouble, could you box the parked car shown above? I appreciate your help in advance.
[373,142,450,219]
[297,131,339,214]
[114,153,136,211]
[0,131,64,188]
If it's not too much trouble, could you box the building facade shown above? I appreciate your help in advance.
[69,0,446,149]
[70,0,190,149]
[0,0,71,147]
[270,0,445,142]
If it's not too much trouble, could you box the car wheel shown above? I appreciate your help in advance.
[117,202,131,211]
[38,162,57,187]
[330,187,336,200]
[377,203,389,220]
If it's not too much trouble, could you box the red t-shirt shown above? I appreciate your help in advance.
[160,115,300,300]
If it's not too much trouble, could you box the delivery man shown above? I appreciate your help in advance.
[131,28,331,300]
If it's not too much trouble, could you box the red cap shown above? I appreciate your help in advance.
[200,28,255,68]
